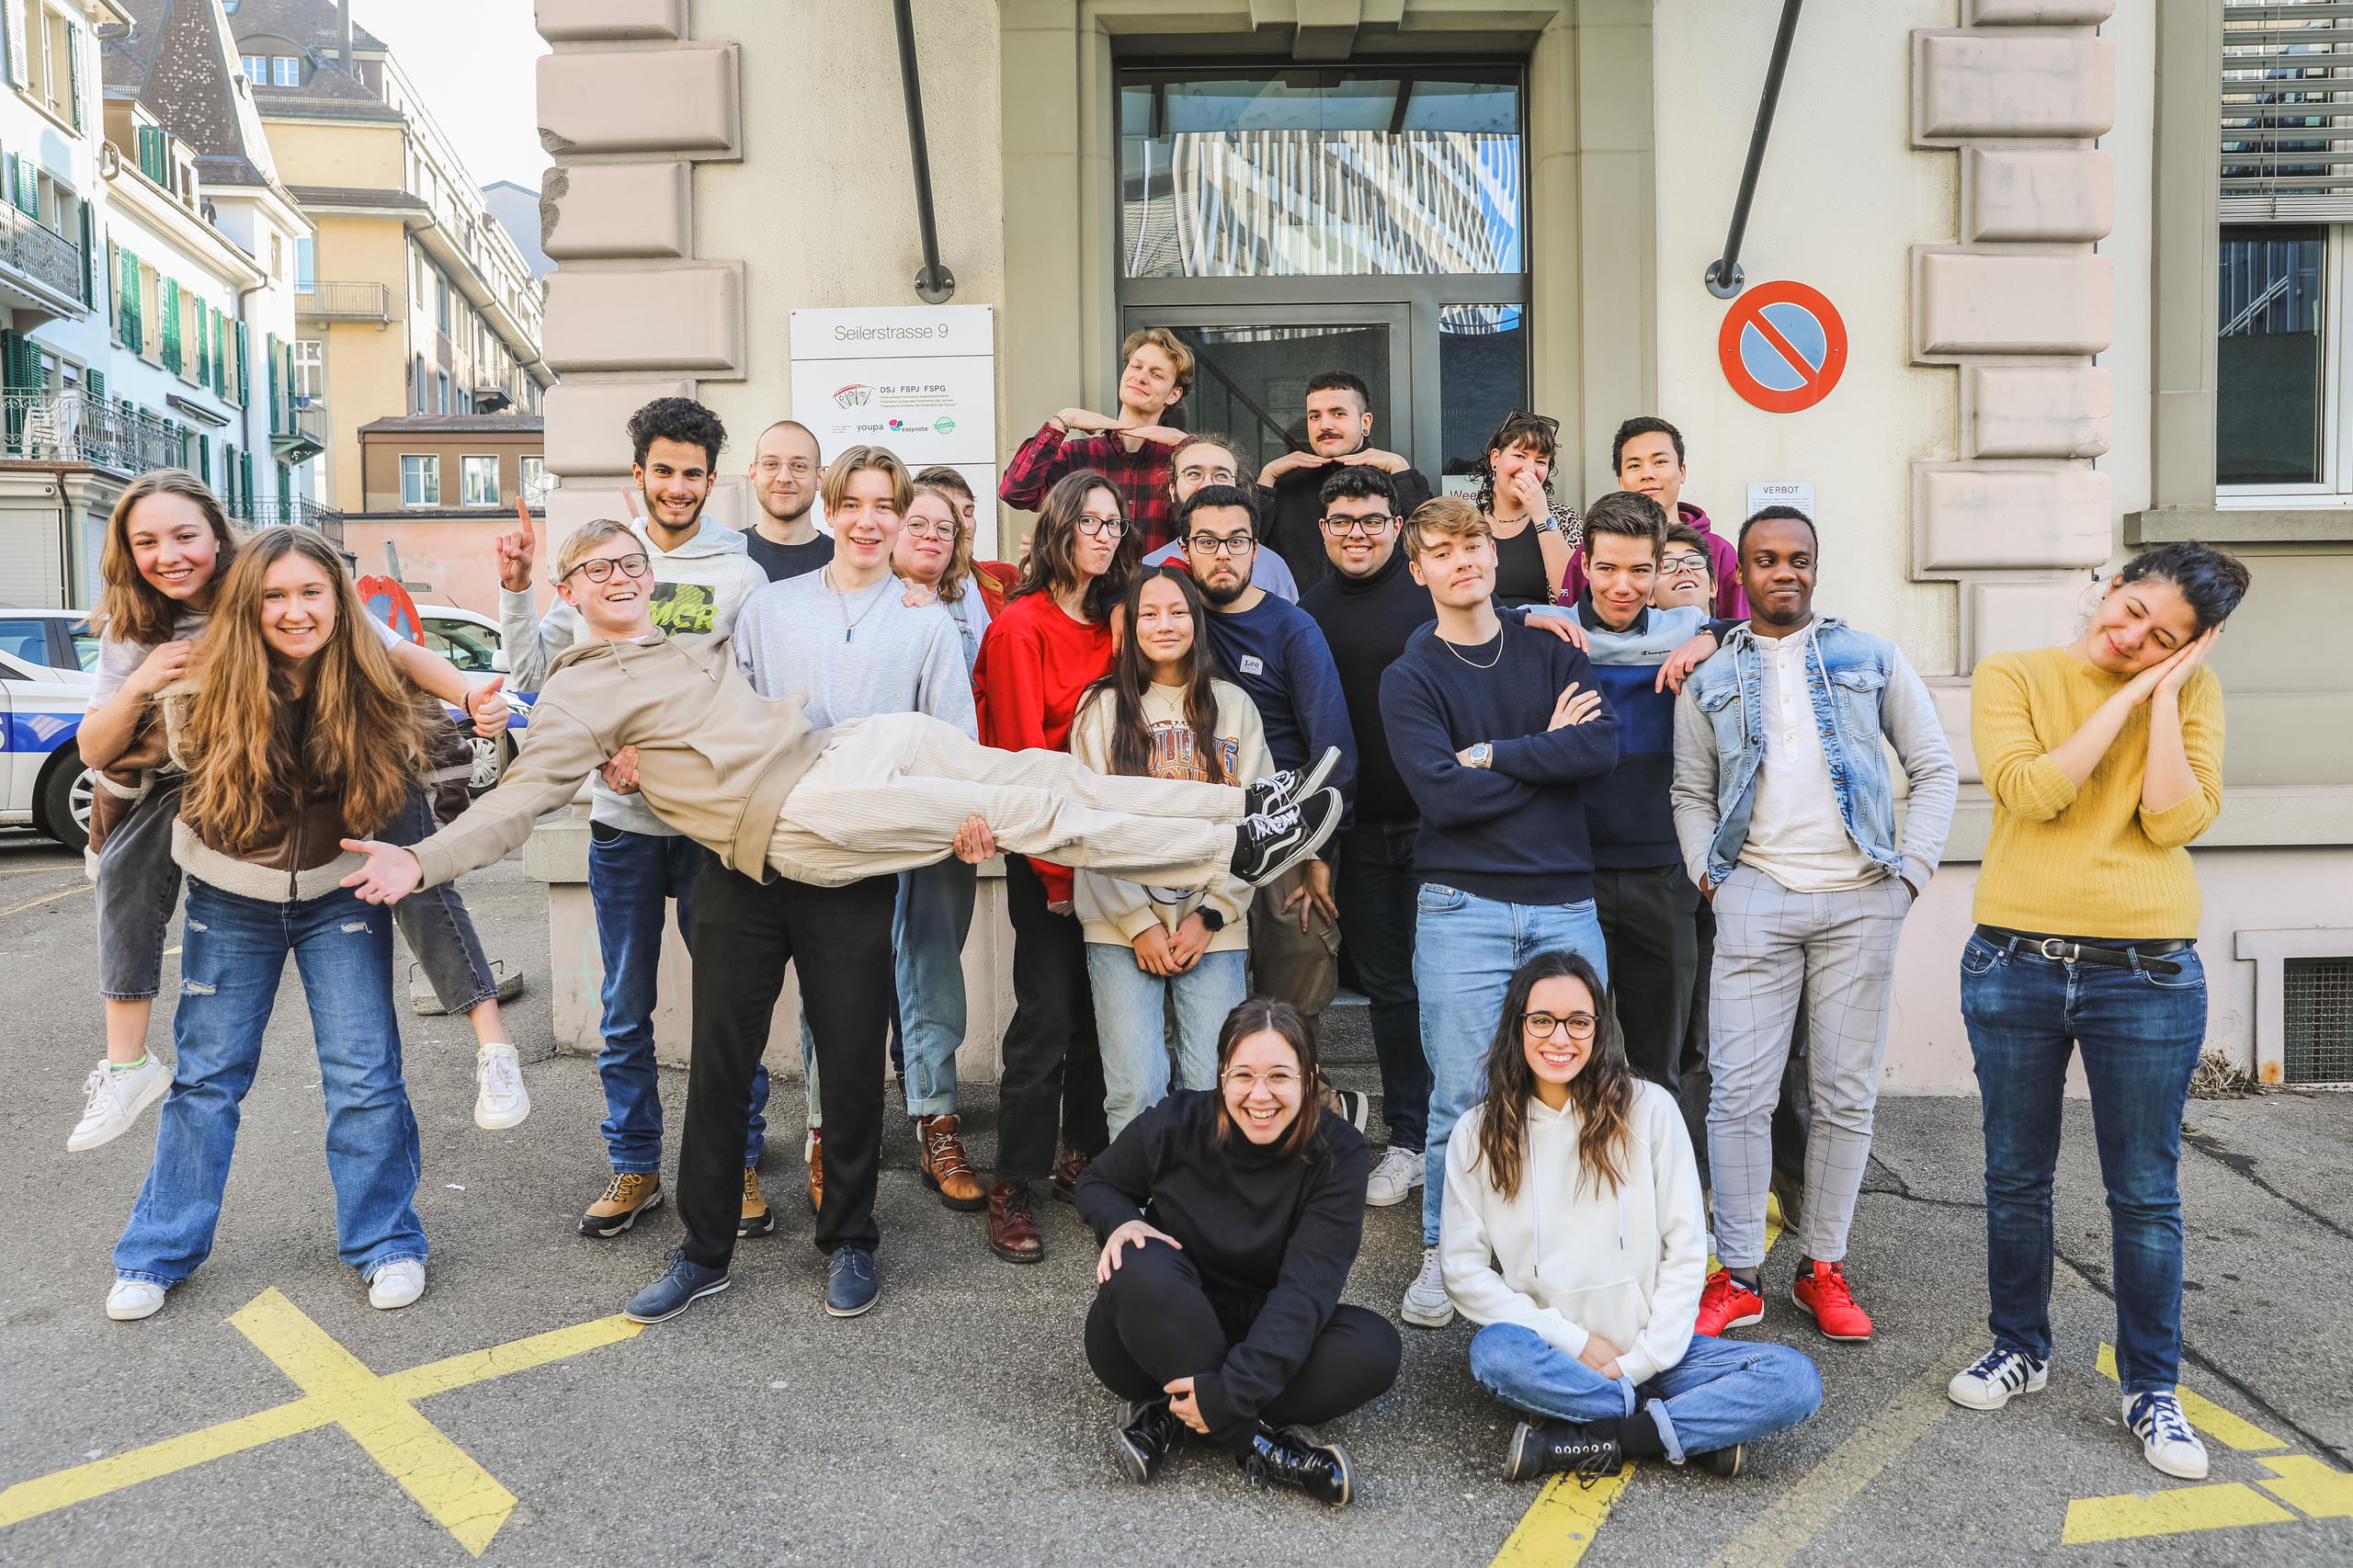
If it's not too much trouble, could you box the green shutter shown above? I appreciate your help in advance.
[159,278,180,373]
[266,331,280,430]
[212,310,225,396]
[65,24,81,130]
[240,449,254,516]
[85,367,101,400]
[234,319,248,405]
[10,153,31,219]
[3,0,23,90]
[276,460,290,507]
[75,199,90,306]
[195,434,209,484]
[116,247,140,351]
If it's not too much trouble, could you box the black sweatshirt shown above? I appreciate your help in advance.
[1257,461,1435,595]
[1300,547,1432,824]
[1075,1090,1370,1437]
[1379,616,1620,905]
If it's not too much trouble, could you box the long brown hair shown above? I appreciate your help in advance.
[907,481,975,604]
[1472,951,1634,1202]
[96,470,238,647]
[1211,996,1326,1162]
[178,528,429,850]
[1010,469,1136,622]
[1078,564,1229,784]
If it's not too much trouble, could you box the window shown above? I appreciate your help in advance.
[460,454,498,506]
[268,233,282,279]
[519,455,546,506]
[292,338,323,398]
[241,53,267,81]
[2219,224,2329,490]
[272,56,300,87]
[0,618,50,665]
[437,371,449,414]
[435,270,449,335]
[401,454,440,506]
[412,353,426,413]
[420,617,499,675]
[294,234,313,290]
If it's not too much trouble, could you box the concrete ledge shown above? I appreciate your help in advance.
[535,0,686,42]
[1938,783,2353,864]
[2125,507,2353,546]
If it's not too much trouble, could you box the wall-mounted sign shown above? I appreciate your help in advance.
[1719,281,1847,414]
[790,305,997,543]
[1745,480,1816,523]
[356,574,422,643]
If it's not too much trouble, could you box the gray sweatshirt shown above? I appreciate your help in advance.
[500,517,768,836]
[731,568,976,740]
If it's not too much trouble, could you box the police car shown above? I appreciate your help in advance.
[0,608,99,851]
[410,603,531,790]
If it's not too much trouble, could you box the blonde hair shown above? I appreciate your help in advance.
[905,482,974,604]
[821,445,914,515]
[1120,327,1196,396]
[554,517,637,581]
[1402,494,1493,562]
[97,470,238,647]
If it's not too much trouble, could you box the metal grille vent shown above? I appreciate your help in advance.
[2283,956,2353,1084]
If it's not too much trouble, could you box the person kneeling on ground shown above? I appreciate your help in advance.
[1443,951,1821,1483]
[1075,997,1401,1506]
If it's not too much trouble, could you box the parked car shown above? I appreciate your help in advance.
[412,603,531,792]
[0,608,98,851]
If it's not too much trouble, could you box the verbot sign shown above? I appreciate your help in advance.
[1718,281,1847,414]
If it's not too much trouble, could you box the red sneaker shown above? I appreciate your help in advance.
[1694,1268,1765,1336]
[1792,1260,1874,1341]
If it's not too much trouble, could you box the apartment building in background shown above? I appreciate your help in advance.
[343,408,543,617]
[227,0,550,518]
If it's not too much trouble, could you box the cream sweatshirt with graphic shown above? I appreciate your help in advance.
[1440,1081,1708,1385]
[1067,677,1265,952]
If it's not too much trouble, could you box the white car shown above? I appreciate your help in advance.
[410,603,530,791]
[0,608,99,850]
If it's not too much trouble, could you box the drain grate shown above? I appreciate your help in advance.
[2283,957,2353,1084]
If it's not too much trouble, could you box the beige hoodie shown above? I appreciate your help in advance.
[406,631,821,892]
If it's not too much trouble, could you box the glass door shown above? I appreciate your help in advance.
[1121,305,1412,481]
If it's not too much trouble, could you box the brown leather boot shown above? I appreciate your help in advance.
[988,1180,1043,1264]
[738,1165,775,1238]
[805,1129,823,1215]
[917,1114,987,1211]
[1051,1145,1091,1205]
[579,1172,663,1238]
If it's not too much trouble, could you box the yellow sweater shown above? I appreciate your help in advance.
[1971,646,2224,939]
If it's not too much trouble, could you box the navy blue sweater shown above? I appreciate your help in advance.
[1380,617,1620,904]
[1203,593,1358,804]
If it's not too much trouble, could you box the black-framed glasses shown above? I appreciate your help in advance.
[1319,514,1395,538]
[1521,1010,1597,1040]
[1660,551,1709,576]
[1507,409,1562,434]
[1075,517,1126,539]
[562,552,652,585]
[1187,534,1255,556]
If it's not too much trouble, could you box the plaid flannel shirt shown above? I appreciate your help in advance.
[997,421,1177,556]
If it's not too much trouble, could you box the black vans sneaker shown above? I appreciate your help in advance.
[1231,788,1342,887]
[1245,745,1342,820]
[1505,1420,1624,1484]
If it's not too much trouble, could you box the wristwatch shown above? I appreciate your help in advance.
[1469,743,1493,769]
[1196,906,1227,933]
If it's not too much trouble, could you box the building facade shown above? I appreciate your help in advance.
[529,0,2353,1089]
[345,408,542,616]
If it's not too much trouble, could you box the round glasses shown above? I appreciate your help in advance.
[1221,1067,1302,1094]
[903,520,957,540]
[563,552,652,585]
[1521,1011,1597,1040]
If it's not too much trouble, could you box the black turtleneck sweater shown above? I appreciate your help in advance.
[1075,1089,1370,1438]
[1300,546,1433,824]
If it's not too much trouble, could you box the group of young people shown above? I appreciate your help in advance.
[67,349,2253,1505]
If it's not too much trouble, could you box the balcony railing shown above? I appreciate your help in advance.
[241,494,344,547]
[295,280,391,322]
[3,392,182,474]
[0,202,85,303]
[292,403,328,444]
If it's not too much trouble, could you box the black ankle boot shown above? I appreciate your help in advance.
[1505,1419,1625,1484]
[1235,1423,1354,1506]
[1114,1398,1186,1483]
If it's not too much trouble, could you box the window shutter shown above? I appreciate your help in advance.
[117,248,140,351]
[234,319,248,405]
[211,309,225,396]
[241,448,254,514]
[65,23,81,129]
[2223,2,2353,219]
[195,434,209,485]
[75,199,90,306]
[2,1,23,90]
[160,277,180,373]
[266,331,280,429]
[85,367,102,403]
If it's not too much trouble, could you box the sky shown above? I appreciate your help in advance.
[351,0,551,193]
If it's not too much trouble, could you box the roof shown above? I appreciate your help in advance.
[104,0,290,191]
[357,414,546,437]
[224,0,399,119]
[281,184,428,212]
[223,0,386,54]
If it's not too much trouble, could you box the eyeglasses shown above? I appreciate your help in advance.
[1222,1068,1303,1093]
[1660,552,1709,576]
[903,520,957,540]
[1076,516,1126,538]
[1176,465,1238,486]
[1319,515,1394,538]
[562,552,652,585]
[1521,1011,1597,1040]
[1507,409,1562,434]
[1187,534,1255,556]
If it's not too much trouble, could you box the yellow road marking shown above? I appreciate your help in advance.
[2094,1343,2287,1450]
[2063,1482,2296,1543]
[1700,1334,1989,1568]
[2256,1454,2353,1518]
[0,862,80,874]
[1492,1463,1634,1566]
[0,882,88,916]
[163,945,180,956]
[0,1288,641,1557]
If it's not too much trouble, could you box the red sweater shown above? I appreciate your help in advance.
[972,588,1117,903]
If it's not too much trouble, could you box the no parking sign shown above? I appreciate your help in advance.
[1718,281,1847,414]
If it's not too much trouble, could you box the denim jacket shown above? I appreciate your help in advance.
[1669,615,1958,892]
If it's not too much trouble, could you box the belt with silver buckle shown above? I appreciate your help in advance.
[1974,926,2189,975]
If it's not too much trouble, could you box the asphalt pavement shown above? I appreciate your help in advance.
[2,829,2348,1567]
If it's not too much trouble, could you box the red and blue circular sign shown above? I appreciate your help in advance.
[356,574,423,643]
[1718,281,1847,414]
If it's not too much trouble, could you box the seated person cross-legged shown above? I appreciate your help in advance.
[1443,951,1822,1483]
[1075,997,1402,1507]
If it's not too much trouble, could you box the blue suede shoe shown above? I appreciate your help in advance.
[624,1247,730,1324]
[825,1246,879,1318]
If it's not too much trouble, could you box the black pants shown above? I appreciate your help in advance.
[1679,900,1813,1191]
[1085,1239,1400,1454]
[1333,817,1428,1151]
[1595,864,1701,1093]
[996,855,1109,1185]
[680,863,897,1269]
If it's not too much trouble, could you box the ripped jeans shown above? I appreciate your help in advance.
[113,879,426,1287]
[1468,1324,1821,1463]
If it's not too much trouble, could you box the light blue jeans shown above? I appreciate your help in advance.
[1415,884,1608,1246]
[1470,1324,1822,1463]
[115,880,426,1287]
[1086,942,1247,1139]
[803,858,976,1125]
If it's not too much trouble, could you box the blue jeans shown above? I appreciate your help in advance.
[1471,1324,1821,1462]
[1961,934,2207,1394]
[115,881,426,1286]
[1335,818,1429,1152]
[589,823,767,1173]
[1086,941,1247,1139]
[802,858,977,1124]
[1415,884,1608,1245]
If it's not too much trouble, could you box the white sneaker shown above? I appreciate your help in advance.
[473,1043,530,1131]
[1401,1244,1455,1328]
[105,1278,166,1321]
[2126,1391,2209,1480]
[69,1055,171,1153]
[369,1258,426,1311]
[1366,1145,1424,1208]
[1948,1346,2048,1410]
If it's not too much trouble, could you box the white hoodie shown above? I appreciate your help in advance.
[1440,1080,1707,1385]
